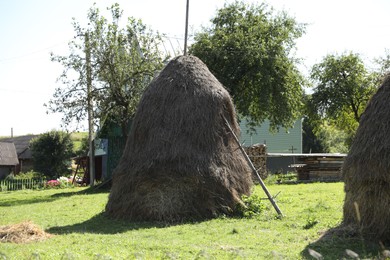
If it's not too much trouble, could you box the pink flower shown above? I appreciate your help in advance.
[47,180,60,187]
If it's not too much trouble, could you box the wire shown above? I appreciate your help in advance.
[0,41,68,63]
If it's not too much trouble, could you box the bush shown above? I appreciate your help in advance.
[30,131,74,179]
[11,171,44,180]
[236,194,267,218]
[45,176,74,189]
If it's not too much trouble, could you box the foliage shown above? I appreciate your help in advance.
[190,1,306,131]
[45,177,74,189]
[30,130,73,179]
[302,116,348,153]
[47,4,167,136]
[1,183,387,259]
[70,132,89,158]
[375,48,390,75]
[302,115,326,153]
[73,135,89,157]
[6,171,44,180]
[309,52,377,145]
[236,194,267,218]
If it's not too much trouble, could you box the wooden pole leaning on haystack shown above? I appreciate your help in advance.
[223,116,283,217]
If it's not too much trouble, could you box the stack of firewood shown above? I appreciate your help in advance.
[244,144,268,180]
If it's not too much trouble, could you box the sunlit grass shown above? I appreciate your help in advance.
[0,182,386,259]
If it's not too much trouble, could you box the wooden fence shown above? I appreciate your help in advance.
[0,178,46,191]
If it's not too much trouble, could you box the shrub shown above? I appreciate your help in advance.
[236,194,266,218]
[45,176,74,189]
[30,131,73,179]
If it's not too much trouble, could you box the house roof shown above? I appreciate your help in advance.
[0,135,39,159]
[0,142,19,166]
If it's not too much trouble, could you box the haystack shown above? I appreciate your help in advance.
[105,55,253,222]
[342,73,390,242]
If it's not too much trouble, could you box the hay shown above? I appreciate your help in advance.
[0,221,52,243]
[105,55,253,222]
[342,73,390,242]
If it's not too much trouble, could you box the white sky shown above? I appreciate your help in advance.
[0,0,389,137]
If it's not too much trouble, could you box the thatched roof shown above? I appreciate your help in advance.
[106,55,252,222]
[342,73,390,241]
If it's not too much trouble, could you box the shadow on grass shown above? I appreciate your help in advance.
[46,212,188,235]
[301,225,386,259]
[50,186,110,198]
[0,187,110,207]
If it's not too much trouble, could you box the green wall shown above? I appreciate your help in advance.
[239,118,302,153]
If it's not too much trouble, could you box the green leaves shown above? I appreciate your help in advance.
[190,1,305,130]
[309,53,377,146]
[48,4,167,136]
[310,53,376,122]
[30,131,73,179]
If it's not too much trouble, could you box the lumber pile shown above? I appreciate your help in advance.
[294,154,346,181]
[244,144,267,180]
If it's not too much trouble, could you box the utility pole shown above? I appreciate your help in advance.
[85,32,95,186]
[183,0,189,55]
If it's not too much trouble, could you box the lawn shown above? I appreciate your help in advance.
[0,182,387,259]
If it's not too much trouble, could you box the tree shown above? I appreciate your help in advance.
[47,4,167,137]
[309,52,377,144]
[189,1,306,130]
[375,49,390,76]
[30,131,74,179]
[302,116,324,153]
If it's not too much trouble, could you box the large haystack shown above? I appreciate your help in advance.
[105,55,253,222]
[342,73,390,242]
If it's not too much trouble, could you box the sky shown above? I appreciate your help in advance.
[1,0,389,137]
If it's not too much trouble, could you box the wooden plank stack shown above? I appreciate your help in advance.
[294,154,346,181]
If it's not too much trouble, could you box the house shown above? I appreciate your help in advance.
[0,142,19,179]
[0,135,38,173]
[239,118,303,173]
[239,118,302,153]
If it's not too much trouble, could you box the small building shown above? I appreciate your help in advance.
[239,118,302,153]
[0,142,19,179]
[0,135,38,173]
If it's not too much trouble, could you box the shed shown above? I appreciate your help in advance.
[0,135,38,173]
[0,142,19,179]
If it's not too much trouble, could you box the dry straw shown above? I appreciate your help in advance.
[105,55,252,222]
[0,221,52,243]
[342,73,390,242]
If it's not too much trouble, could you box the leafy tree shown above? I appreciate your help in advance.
[190,1,306,130]
[310,53,376,124]
[302,116,324,153]
[30,131,74,179]
[375,49,390,75]
[47,4,167,137]
[314,122,349,153]
[309,52,377,145]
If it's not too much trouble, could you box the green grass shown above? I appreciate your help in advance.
[0,183,387,259]
[70,132,88,153]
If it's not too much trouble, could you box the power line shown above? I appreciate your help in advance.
[0,41,68,63]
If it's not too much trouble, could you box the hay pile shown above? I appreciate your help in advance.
[0,221,52,243]
[342,73,390,242]
[105,55,253,222]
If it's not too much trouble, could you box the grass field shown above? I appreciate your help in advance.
[0,182,387,259]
